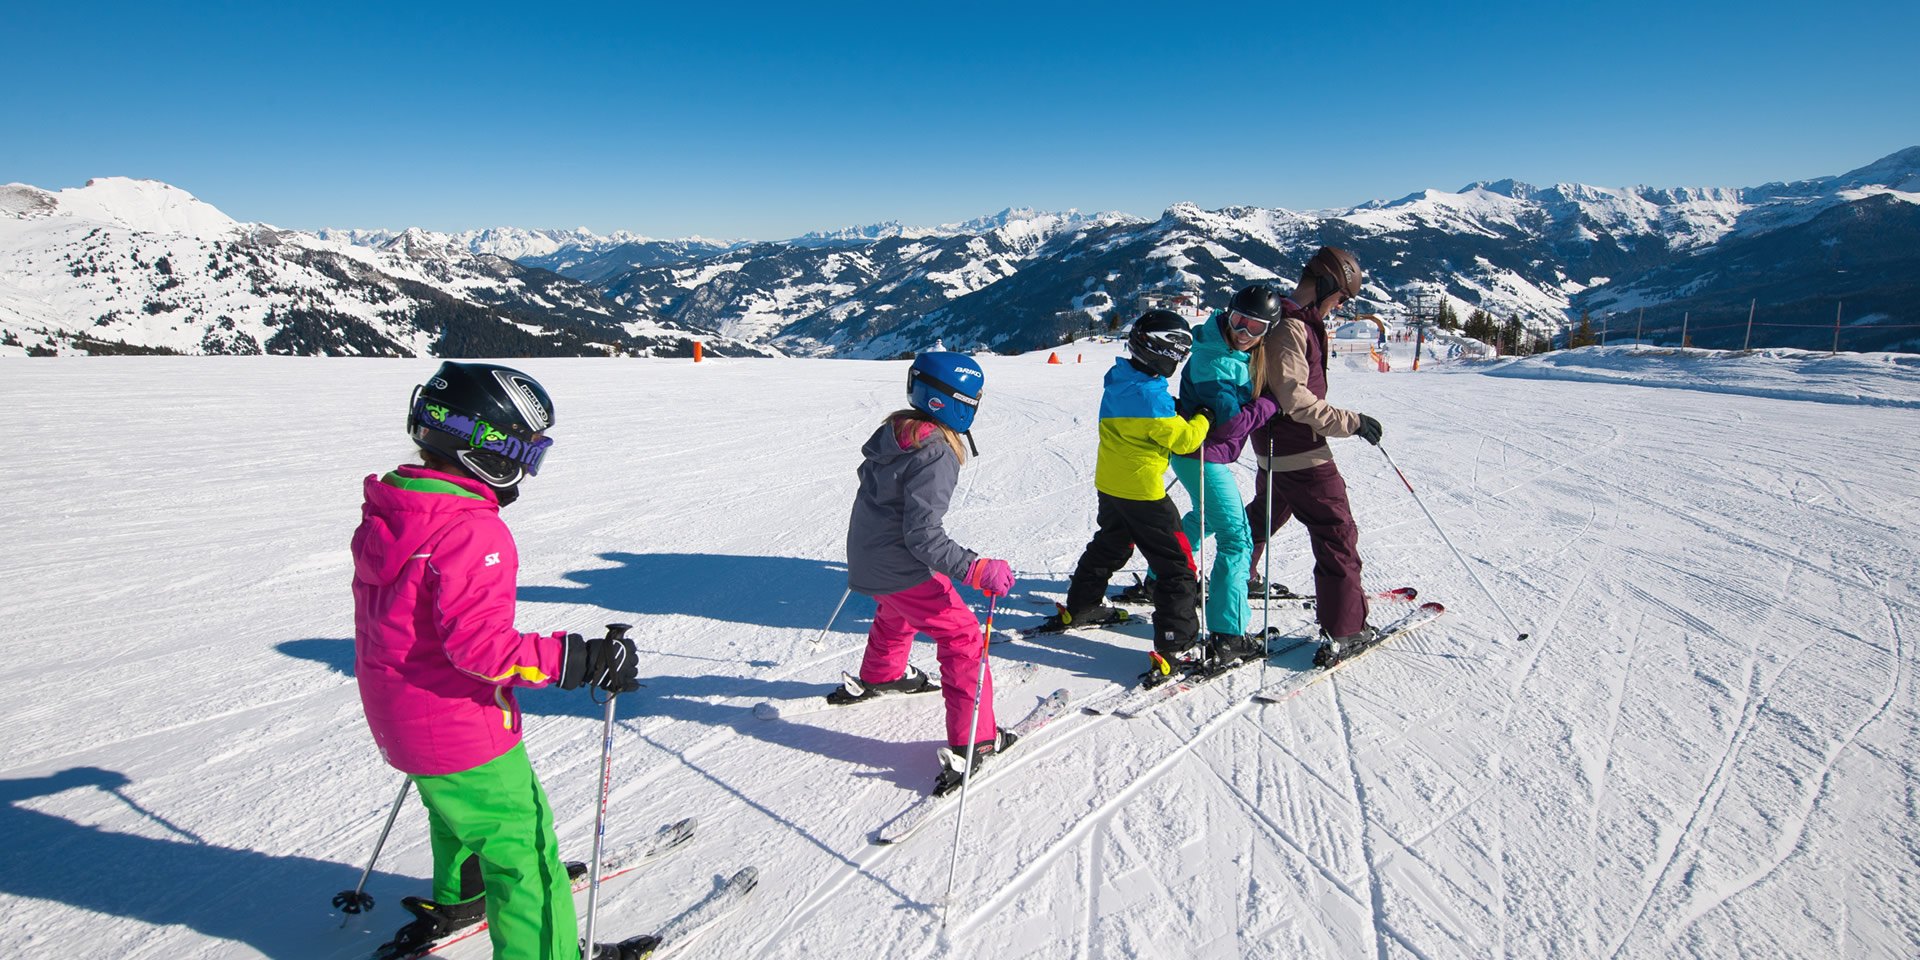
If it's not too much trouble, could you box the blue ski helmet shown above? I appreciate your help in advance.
[907,352,984,432]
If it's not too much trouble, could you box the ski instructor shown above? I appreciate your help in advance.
[1246,246,1386,651]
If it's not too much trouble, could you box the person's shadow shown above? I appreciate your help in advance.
[0,766,411,958]
[518,553,872,631]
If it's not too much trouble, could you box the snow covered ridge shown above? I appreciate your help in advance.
[1,178,241,237]
[0,180,774,358]
[591,147,1920,358]
[5,147,1917,358]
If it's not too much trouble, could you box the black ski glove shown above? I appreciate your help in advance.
[559,633,641,693]
[1192,405,1218,424]
[1355,414,1383,446]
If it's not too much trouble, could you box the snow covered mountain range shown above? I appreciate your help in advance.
[0,180,772,358]
[4,149,1915,357]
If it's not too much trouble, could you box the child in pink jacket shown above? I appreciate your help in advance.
[354,362,645,960]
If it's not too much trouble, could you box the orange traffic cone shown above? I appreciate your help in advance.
[1046,352,1062,364]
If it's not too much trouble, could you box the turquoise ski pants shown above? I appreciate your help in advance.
[1170,456,1253,637]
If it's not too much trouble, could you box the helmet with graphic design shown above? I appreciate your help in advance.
[407,361,555,489]
[906,352,984,433]
[1127,309,1194,378]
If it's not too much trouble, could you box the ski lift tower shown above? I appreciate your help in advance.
[1406,291,1439,372]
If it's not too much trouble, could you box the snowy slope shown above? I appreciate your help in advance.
[2,346,1916,958]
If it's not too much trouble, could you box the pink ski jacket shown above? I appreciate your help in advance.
[351,465,569,776]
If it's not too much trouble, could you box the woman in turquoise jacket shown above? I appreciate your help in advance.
[1172,285,1282,661]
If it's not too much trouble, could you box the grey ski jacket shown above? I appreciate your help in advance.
[845,419,978,596]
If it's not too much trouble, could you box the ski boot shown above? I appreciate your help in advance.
[1206,632,1266,667]
[373,895,488,960]
[1144,638,1205,688]
[1246,576,1299,601]
[1313,625,1380,668]
[932,727,1020,796]
[826,665,938,705]
[589,935,663,959]
[1037,602,1128,633]
[1111,574,1154,605]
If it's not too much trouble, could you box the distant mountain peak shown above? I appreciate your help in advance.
[0,177,240,237]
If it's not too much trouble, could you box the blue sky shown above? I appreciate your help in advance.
[5,0,1914,238]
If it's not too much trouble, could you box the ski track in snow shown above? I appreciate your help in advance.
[2,343,1918,959]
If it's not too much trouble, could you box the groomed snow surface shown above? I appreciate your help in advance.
[3,343,1917,959]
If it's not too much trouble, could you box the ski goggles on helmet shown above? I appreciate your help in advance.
[1227,309,1273,339]
[411,395,554,476]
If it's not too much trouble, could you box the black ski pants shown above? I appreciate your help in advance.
[1065,492,1200,653]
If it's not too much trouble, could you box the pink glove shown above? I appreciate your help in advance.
[965,558,1015,598]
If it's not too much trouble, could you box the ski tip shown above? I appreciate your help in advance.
[1420,601,1445,613]
[752,702,781,721]
[727,865,760,893]
[1517,632,1530,641]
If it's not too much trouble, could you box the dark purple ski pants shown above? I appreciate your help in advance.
[1245,460,1369,638]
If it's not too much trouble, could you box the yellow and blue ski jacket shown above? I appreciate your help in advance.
[1094,358,1210,501]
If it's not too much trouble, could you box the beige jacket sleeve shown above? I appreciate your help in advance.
[1263,319,1361,438]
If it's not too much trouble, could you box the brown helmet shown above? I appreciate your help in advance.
[1304,246,1364,301]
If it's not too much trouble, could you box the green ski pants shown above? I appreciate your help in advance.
[411,743,579,960]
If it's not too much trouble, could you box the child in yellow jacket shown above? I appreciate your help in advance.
[1050,311,1210,669]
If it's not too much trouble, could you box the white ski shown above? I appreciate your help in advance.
[1251,602,1447,705]
[645,866,759,957]
[753,661,1037,721]
[873,687,1077,845]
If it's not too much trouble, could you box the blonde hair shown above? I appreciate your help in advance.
[887,409,969,465]
[1247,338,1268,397]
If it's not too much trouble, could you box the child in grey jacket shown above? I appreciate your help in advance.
[843,352,1016,795]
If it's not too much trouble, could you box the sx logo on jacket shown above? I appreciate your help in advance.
[484,552,501,567]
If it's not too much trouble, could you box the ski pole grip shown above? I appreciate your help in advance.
[605,623,632,643]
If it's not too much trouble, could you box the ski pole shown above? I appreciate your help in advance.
[940,596,996,930]
[1260,442,1275,687]
[583,622,633,953]
[1196,458,1209,648]
[809,588,852,648]
[1376,446,1529,641]
[333,777,411,917]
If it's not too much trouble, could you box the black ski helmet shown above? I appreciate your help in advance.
[1127,309,1194,378]
[1305,246,1364,303]
[1227,284,1287,323]
[407,361,555,489]
[1225,284,1287,340]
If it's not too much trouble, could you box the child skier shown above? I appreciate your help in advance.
[1169,284,1282,664]
[1246,246,1385,651]
[1050,310,1211,670]
[353,361,647,960]
[843,352,1017,796]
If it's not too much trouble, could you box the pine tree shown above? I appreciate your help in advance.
[1569,312,1597,348]
[1501,313,1525,354]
